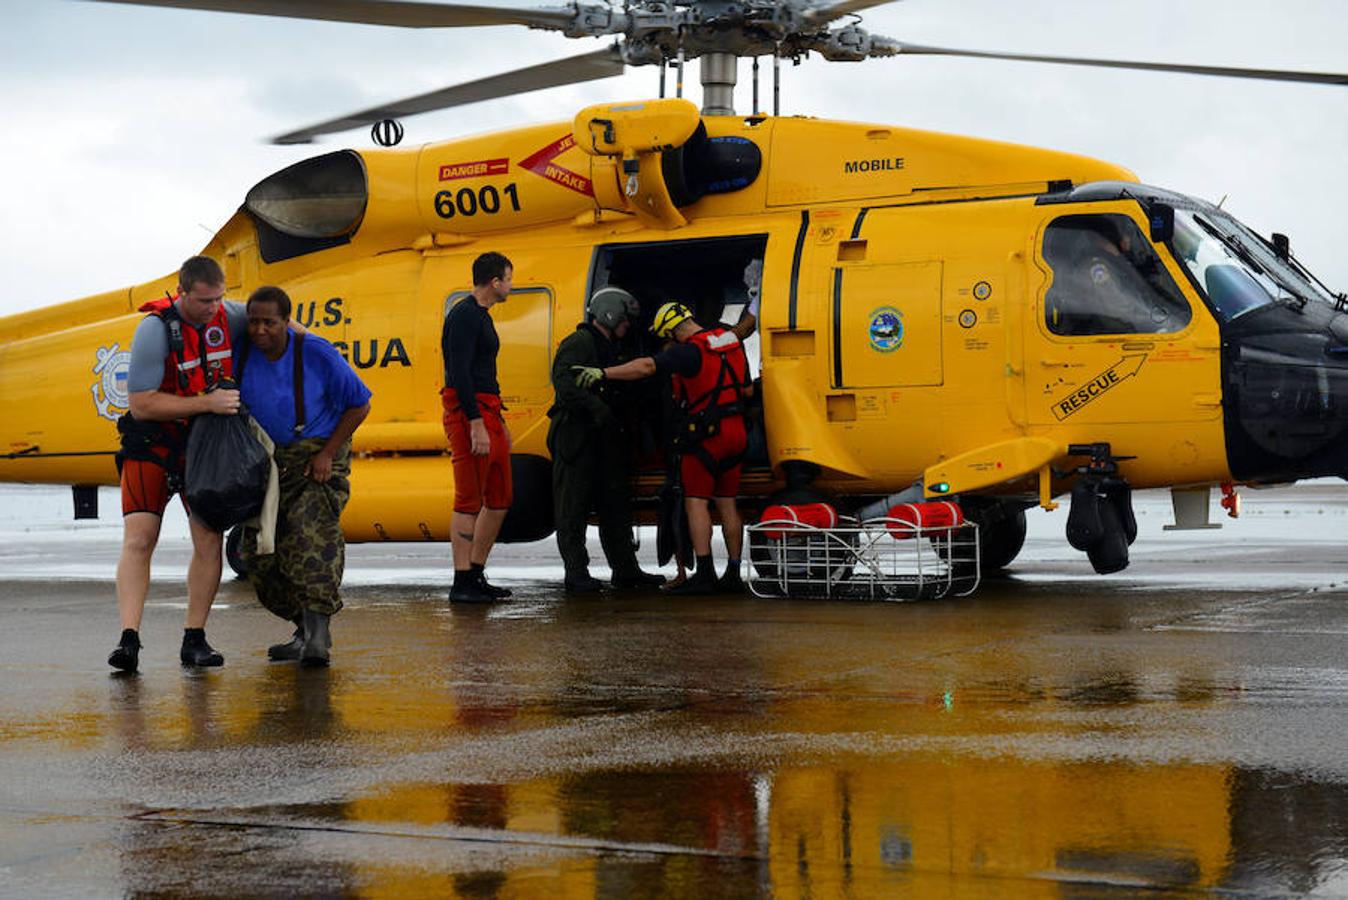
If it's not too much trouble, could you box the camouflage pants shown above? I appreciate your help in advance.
[240,438,351,619]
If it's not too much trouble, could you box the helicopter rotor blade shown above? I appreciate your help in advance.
[802,0,902,26]
[86,0,576,30]
[270,44,626,144]
[878,41,1348,86]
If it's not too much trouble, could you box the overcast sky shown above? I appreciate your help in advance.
[1,0,1344,316]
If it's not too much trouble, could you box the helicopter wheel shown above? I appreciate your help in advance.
[935,500,1027,576]
[224,526,248,580]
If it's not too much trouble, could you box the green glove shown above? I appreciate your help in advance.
[572,365,604,389]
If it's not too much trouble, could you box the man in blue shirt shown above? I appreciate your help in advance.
[236,286,371,667]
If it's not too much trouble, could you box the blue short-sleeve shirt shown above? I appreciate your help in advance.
[239,333,371,446]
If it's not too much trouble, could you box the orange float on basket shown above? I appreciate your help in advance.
[884,501,964,539]
[758,503,839,540]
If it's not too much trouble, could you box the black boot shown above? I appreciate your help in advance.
[666,570,719,596]
[180,628,224,667]
[718,560,745,594]
[564,570,604,593]
[267,617,305,662]
[300,609,331,668]
[611,568,666,590]
[108,628,141,673]
[667,555,718,596]
[472,563,512,599]
[449,569,493,603]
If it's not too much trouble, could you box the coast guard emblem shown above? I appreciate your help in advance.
[91,343,131,421]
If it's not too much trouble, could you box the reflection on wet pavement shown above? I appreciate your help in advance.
[1,485,1347,896]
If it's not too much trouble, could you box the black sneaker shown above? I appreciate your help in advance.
[563,571,604,594]
[475,571,512,599]
[612,569,666,590]
[108,629,141,673]
[180,636,224,668]
[449,578,494,603]
[717,569,746,595]
[666,571,719,596]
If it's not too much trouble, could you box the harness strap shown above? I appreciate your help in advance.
[291,331,307,435]
[157,302,190,392]
[237,330,308,435]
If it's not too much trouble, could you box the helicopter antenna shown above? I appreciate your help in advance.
[1218,195,1228,209]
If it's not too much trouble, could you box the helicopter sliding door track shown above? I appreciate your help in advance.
[747,516,981,601]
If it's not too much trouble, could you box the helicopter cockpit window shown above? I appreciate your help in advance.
[1042,214,1190,336]
[1166,208,1321,322]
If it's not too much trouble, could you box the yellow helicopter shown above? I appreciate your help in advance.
[2,0,1346,576]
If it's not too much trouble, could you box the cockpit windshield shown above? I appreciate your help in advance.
[1170,206,1332,322]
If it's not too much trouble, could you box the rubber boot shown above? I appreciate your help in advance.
[300,609,331,668]
[267,617,305,662]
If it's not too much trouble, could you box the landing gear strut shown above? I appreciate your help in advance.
[1064,443,1137,575]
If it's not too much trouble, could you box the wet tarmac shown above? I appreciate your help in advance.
[1,483,1346,898]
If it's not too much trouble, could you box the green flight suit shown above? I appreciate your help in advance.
[547,323,642,578]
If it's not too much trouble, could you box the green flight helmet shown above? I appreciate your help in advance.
[588,286,636,331]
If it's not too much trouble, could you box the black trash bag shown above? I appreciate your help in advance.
[184,406,270,533]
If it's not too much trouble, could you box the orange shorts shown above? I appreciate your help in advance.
[120,456,187,517]
[442,389,513,514]
[681,415,747,499]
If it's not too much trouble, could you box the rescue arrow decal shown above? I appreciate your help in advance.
[518,134,594,197]
[1051,354,1147,421]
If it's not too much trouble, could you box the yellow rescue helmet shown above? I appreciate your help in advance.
[651,301,694,339]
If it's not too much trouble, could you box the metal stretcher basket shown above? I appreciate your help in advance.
[746,510,980,601]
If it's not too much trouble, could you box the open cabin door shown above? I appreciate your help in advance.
[588,232,771,475]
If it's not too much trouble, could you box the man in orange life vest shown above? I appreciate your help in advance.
[109,256,293,672]
[574,301,751,595]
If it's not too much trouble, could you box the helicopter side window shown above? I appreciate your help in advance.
[1042,214,1190,336]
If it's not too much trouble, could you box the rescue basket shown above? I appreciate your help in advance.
[747,502,980,601]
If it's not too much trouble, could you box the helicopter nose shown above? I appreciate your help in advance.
[1223,305,1348,482]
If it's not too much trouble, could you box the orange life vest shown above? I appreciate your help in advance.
[671,327,749,417]
[138,295,235,396]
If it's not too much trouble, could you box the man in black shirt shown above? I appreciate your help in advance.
[440,252,514,603]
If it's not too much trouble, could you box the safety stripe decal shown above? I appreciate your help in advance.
[788,209,809,329]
